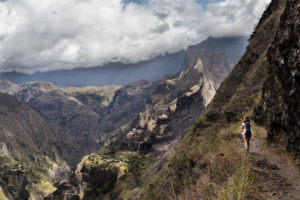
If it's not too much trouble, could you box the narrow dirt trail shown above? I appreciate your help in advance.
[237,128,300,200]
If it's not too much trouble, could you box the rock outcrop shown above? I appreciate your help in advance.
[97,80,154,137]
[109,48,231,156]
[255,0,300,153]
[0,142,9,156]
[45,152,133,200]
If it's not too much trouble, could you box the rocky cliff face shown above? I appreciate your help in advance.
[45,152,130,200]
[255,0,300,153]
[97,80,154,137]
[109,49,231,156]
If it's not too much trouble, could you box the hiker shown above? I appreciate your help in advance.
[242,115,252,153]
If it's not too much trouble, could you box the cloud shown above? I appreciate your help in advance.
[0,0,270,73]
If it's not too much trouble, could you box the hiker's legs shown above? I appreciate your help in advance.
[243,137,249,151]
[247,137,250,152]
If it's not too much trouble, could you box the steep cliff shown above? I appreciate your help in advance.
[255,0,300,153]
[109,48,230,156]
[97,80,154,138]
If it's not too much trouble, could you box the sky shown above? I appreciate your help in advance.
[0,0,271,73]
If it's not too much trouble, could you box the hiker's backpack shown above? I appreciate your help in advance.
[245,122,252,138]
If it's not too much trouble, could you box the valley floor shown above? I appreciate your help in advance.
[237,127,300,200]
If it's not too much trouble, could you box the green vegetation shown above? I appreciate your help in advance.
[78,151,158,199]
[297,161,300,169]
[83,151,157,186]
[250,122,265,137]
[250,91,262,104]
[191,116,213,132]
[0,187,9,200]
[127,153,157,187]
[82,152,130,172]
[26,180,56,198]
[0,93,73,199]
[214,164,252,200]
[0,132,69,199]
[107,122,132,138]
[0,153,67,199]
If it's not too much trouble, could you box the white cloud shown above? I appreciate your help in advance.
[0,0,271,73]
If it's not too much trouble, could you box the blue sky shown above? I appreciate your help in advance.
[0,0,270,73]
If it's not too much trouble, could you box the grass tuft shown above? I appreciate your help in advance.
[214,164,253,200]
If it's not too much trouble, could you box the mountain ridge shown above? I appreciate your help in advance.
[0,37,248,87]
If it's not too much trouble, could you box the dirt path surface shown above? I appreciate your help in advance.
[237,129,300,200]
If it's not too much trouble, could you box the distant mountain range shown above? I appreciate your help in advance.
[0,36,248,87]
